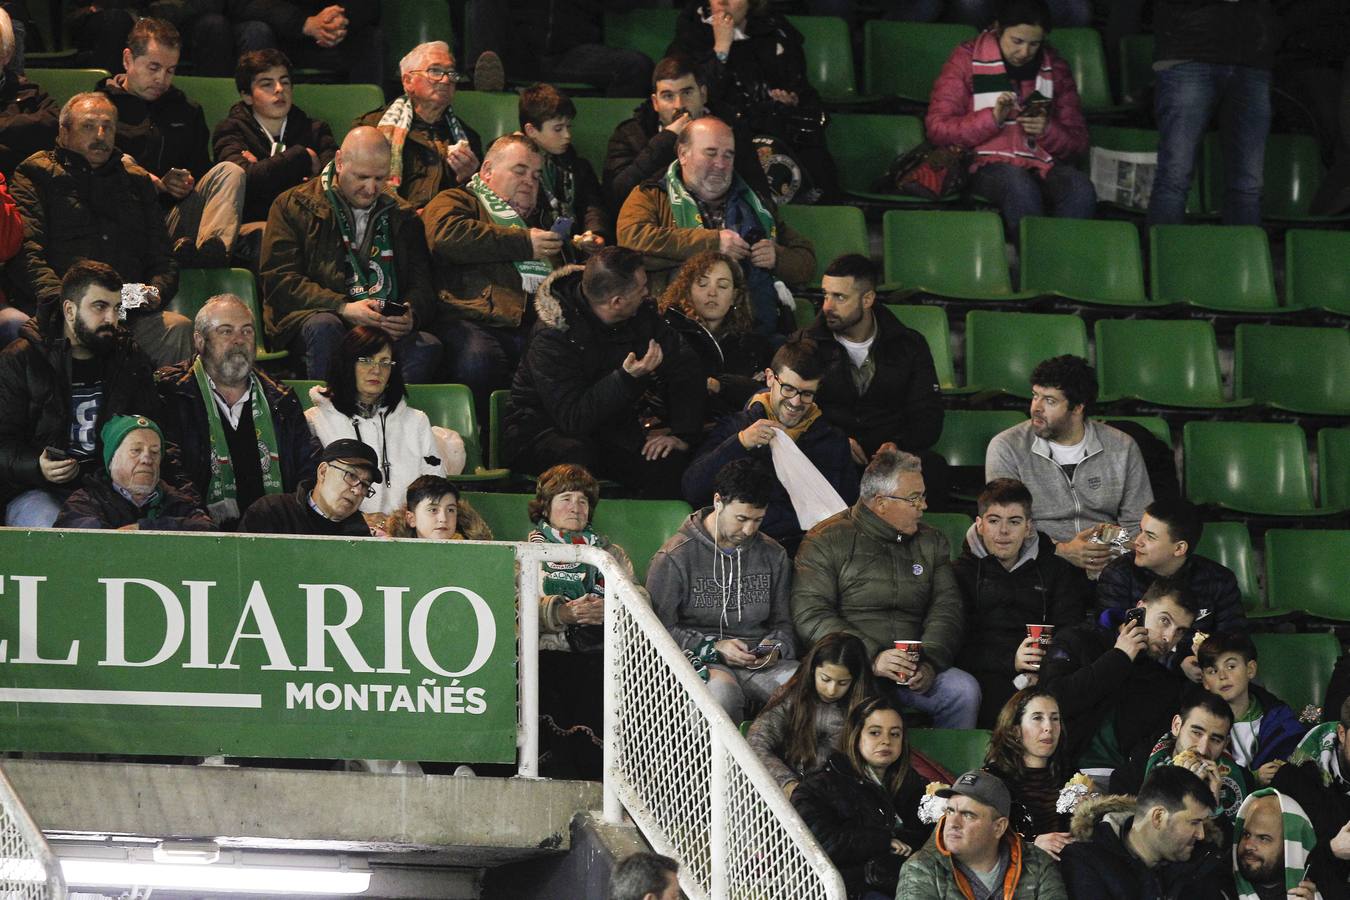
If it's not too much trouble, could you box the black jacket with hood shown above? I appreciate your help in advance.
[211,100,337,223]
[95,76,212,190]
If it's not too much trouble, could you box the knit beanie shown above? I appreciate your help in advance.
[100,414,163,471]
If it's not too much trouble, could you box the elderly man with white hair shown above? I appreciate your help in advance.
[358,40,483,209]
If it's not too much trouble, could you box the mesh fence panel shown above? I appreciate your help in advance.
[0,768,64,898]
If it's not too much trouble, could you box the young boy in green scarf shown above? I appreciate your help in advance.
[518,82,611,258]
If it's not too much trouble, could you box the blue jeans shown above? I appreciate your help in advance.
[295,313,443,383]
[433,318,526,423]
[5,489,62,527]
[1149,62,1271,226]
[969,162,1098,243]
[890,665,980,730]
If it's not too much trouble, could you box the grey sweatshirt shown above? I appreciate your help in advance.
[647,508,798,658]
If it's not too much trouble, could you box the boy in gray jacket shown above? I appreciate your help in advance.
[647,459,798,721]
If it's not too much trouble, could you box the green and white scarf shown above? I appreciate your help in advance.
[193,357,282,509]
[320,161,397,303]
[467,172,551,293]
[376,94,467,189]
[541,155,576,224]
[1232,789,1319,900]
[1288,721,1347,788]
[663,159,775,237]
[529,520,606,600]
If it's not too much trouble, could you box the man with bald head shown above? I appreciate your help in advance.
[260,126,440,381]
[423,132,562,413]
[617,116,814,337]
[156,292,320,528]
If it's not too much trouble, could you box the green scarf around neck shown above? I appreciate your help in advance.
[320,161,397,303]
[193,357,283,508]
[663,159,775,237]
[531,519,607,600]
[467,172,552,293]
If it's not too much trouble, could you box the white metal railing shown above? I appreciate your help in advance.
[0,766,65,898]
[513,542,845,900]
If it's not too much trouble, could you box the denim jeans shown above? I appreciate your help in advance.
[433,318,526,425]
[5,489,62,527]
[889,665,980,729]
[969,162,1098,243]
[1148,62,1271,226]
[295,312,443,383]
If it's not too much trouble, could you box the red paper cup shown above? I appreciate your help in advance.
[893,640,923,685]
[1026,624,1055,649]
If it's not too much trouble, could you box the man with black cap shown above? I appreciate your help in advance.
[898,769,1067,899]
[238,437,377,536]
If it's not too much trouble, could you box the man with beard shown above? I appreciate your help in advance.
[1232,791,1340,900]
[238,437,376,537]
[986,355,1153,577]
[156,293,320,529]
[0,261,165,526]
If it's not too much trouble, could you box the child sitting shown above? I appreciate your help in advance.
[1199,632,1307,782]
[518,83,610,260]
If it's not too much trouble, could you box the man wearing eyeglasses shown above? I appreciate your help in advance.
[682,336,859,555]
[239,437,376,536]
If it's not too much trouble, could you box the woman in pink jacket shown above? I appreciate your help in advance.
[925,0,1094,246]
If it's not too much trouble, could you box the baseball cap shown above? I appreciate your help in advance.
[319,438,382,483]
[936,770,1012,819]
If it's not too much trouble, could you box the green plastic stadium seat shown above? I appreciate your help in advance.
[1118,34,1155,106]
[1049,28,1121,114]
[285,379,322,410]
[1320,428,1350,511]
[450,89,521,147]
[1204,133,1342,222]
[1285,230,1350,316]
[908,729,991,776]
[604,9,678,65]
[779,205,869,288]
[1094,416,1171,448]
[404,384,509,482]
[1087,125,1202,215]
[924,512,972,560]
[826,113,927,202]
[460,491,531,542]
[886,305,957,391]
[292,83,385,143]
[488,389,511,470]
[1095,320,1249,409]
[1149,225,1278,312]
[1182,423,1318,516]
[570,97,639,175]
[1194,522,1267,616]
[786,15,864,104]
[1265,530,1350,622]
[592,498,692,583]
[172,268,287,362]
[383,0,453,82]
[1234,324,1350,416]
[863,21,975,102]
[965,311,1088,399]
[26,68,108,108]
[173,75,241,141]
[931,410,1026,468]
[882,211,1035,300]
[1250,633,1339,714]
[1018,217,1148,306]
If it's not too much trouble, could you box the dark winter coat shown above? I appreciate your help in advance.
[661,307,770,421]
[1154,0,1278,70]
[211,101,337,223]
[0,69,57,178]
[534,145,611,245]
[95,76,212,183]
[1097,552,1247,637]
[355,106,483,211]
[56,473,212,530]
[237,479,371,536]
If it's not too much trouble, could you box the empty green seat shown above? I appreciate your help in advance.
[965,311,1088,398]
[863,22,975,102]
[1018,217,1148,306]
[1095,320,1248,409]
[404,384,508,482]
[1285,230,1350,316]
[1194,522,1266,616]
[786,15,864,104]
[292,83,384,143]
[173,75,241,138]
[886,305,957,391]
[460,491,531,542]
[571,97,638,176]
[882,210,1034,300]
[931,410,1025,468]
[27,68,108,108]
[450,89,521,146]
[171,267,286,362]
[1087,125,1202,214]
[1250,633,1339,714]
[1204,133,1340,222]
[779,205,869,287]
[826,113,926,201]
[593,498,692,582]
[908,729,990,776]
[1049,28,1119,113]
[924,512,972,560]
[1094,416,1171,448]
[1320,428,1350,510]
[488,389,511,470]
[604,9,678,65]
[1149,225,1278,311]
[1234,324,1350,416]
[383,0,453,81]
[1183,422,1317,516]
[1265,530,1350,622]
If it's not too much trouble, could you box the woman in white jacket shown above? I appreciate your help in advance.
[305,326,463,515]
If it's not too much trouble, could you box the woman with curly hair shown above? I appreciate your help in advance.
[660,250,773,419]
[983,686,1077,858]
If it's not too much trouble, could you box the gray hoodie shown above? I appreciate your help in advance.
[647,508,798,658]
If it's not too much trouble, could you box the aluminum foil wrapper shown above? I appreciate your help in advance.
[118,283,159,320]
[917,792,949,825]
[1056,782,1097,816]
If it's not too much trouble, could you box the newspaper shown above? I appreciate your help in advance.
[1090,146,1158,210]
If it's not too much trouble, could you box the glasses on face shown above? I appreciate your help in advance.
[881,493,926,508]
[328,463,376,498]
[413,67,459,84]
[356,356,397,370]
[774,378,817,403]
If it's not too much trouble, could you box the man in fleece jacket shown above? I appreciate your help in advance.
[647,458,798,722]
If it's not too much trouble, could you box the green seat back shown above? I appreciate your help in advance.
[1182,423,1316,515]
[907,729,990,776]
[405,384,484,472]
[1319,428,1350,510]
[1049,28,1115,111]
[931,410,1025,468]
[604,9,678,65]
[863,21,975,101]
[383,0,453,81]
[285,379,323,411]
[885,305,956,390]
[1250,633,1339,714]
[460,491,532,542]
[1095,319,1231,408]
[488,389,511,470]
[1019,216,1148,305]
[826,113,925,199]
[1266,530,1350,621]
[173,75,241,140]
[883,210,1016,299]
[171,268,281,358]
[1194,522,1260,612]
[592,498,692,583]
[1234,324,1350,416]
[779,205,869,287]
[786,14,858,102]
[1094,416,1171,448]
[26,67,108,107]
[1285,230,1350,315]
[1150,225,1277,311]
[1118,34,1155,105]
[570,97,638,176]
[924,512,972,560]
[451,89,521,146]
[292,82,385,142]
[965,311,1088,398]
[1088,126,1202,214]
[1205,133,1325,220]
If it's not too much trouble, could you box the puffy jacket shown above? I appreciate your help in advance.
[953,527,1090,727]
[0,171,22,280]
[55,473,213,531]
[7,148,177,324]
[661,307,770,420]
[95,77,212,183]
[211,101,337,223]
[503,265,706,459]
[0,320,163,508]
[1096,551,1246,637]
[1154,0,1278,70]
[797,304,944,456]
[0,69,58,178]
[355,106,483,210]
[1059,795,1234,900]
[791,502,964,670]
[926,36,1089,174]
[259,176,436,349]
[791,752,932,900]
[985,419,1154,544]
[897,819,1066,900]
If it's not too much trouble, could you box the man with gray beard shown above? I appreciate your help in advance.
[155,292,320,528]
